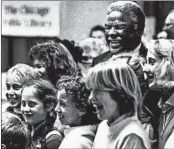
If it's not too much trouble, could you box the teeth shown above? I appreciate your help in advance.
[24,113,33,117]
[111,41,119,43]
[92,103,103,113]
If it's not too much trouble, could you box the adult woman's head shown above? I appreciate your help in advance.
[21,79,57,126]
[143,39,173,89]
[86,59,142,124]
[56,75,95,127]
[6,63,39,109]
[28,41,78,85]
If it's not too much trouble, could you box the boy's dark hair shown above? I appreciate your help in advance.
[89,25,105,37]
[2,112,29,149]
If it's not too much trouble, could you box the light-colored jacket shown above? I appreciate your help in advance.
[59,125,97,149]
[92,115,151,149]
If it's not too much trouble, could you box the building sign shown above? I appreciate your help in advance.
[2,1,60,37]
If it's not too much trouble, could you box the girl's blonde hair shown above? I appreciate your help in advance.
[147,39,174,88]
[6,63,39,85]
[86,59,142,115]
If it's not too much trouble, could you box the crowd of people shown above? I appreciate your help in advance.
[2,1,174,149]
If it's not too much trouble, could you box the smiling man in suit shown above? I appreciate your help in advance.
[92,1,147,66]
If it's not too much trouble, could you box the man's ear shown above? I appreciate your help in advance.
[1,144,6,149]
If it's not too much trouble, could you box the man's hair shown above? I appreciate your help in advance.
[89,25,105,37]
[2,112,29,149]
[107,1,145,36]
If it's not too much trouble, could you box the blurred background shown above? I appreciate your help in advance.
[2,1,174,99]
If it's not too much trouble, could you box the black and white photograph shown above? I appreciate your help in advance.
[1,1,174,149]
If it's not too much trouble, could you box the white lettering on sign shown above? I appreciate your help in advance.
[2,1,60,37]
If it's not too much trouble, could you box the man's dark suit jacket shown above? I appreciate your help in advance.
[92,43,147,66]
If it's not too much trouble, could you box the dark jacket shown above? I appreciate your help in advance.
[29,120,63,149]
[92,42,147,66]
[158,92,174,148]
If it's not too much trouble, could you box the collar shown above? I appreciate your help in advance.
[31,120,51,140]
[158,92,174,113]
[104,114,138,135]
[110,43,141,60]
[63,125,96,136]
[107,113,135,127]
[166,92,174,106]
[131,43,141,57]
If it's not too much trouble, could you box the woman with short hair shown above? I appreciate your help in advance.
[28,41,78,86]
[85,59,151,149]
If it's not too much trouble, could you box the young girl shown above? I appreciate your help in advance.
[56,75,98,148]
[5,63,39,121]
[21,79,63,149]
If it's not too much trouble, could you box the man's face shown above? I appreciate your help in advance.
[105,11,137,54]
[163,12,174,39]
[91,30,106,43]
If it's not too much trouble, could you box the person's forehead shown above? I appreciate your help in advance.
[92,30,105,36]
[22,87,37,100]
[6,73,22,84]
[147,50,158,60]
[166,12,174,24]
[58,89,74,103]
[105,11,132,23]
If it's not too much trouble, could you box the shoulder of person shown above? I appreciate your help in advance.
[59,125,97,149]
[66,125,97,137]
[2,102,10,112]
[116,133,147,149]
[92,51,112,66]
[46,129,63,140]
[115,119,151,149]
[43,130,63,149]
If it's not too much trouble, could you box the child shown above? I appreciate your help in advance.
[4,63,39,120]
[2,112,29,149]
[56,75,98,148]
[21,79,63,149]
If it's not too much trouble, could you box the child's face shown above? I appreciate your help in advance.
[21,87,47,125]
[56,89,82,127]
[33,59,47,78]
[6,75,22,108]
